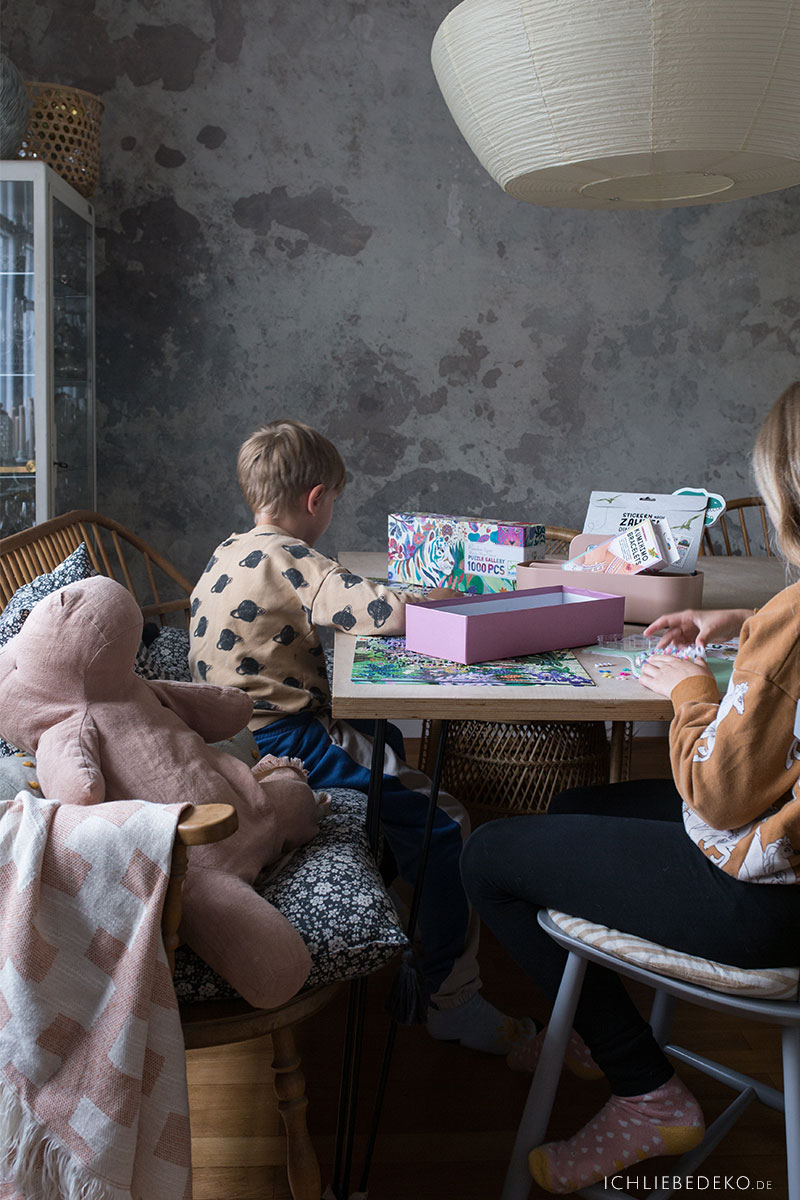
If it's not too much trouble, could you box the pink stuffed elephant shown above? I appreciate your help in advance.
[0,575,323,1009]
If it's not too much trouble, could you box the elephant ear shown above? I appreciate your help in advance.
[35,713,106,806]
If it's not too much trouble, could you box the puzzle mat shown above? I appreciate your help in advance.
[351,636,596,687]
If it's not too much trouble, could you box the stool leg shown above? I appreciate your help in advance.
[271,1024,322,1200]
[782,1025,800,1200]
[501,951,588,1200]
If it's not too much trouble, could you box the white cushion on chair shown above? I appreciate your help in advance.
[547,910,800,1000]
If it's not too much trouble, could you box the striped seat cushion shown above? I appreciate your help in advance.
[547,909,800,1000]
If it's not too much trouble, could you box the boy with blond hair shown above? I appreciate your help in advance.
[189,418,532,1053]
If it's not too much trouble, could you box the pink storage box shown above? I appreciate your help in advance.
[404,585,625,665]
[516,534,704,625]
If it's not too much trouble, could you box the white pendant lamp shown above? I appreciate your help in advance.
[431,0,800,209]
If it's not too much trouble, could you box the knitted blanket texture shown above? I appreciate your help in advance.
[0,792,190,1200]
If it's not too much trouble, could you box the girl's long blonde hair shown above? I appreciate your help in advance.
[753,382,800,567]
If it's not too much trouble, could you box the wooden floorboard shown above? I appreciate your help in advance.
[190,738,790,1197]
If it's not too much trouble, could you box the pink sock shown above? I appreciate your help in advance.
[507,1026,603,1080]
[528,1075,705,1194]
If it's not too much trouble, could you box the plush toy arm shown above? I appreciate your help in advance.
[145,679,254,742]
[35,714,106,805]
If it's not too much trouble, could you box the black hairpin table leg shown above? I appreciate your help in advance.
[356,719,451,1195]
[329,718,387,1200]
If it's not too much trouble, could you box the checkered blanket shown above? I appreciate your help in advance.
[0,792,191,1200]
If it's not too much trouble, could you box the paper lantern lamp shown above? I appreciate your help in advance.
[431,0,800,209]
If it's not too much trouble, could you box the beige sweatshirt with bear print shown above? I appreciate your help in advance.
[189,525,413,730]
[669,578,800,884]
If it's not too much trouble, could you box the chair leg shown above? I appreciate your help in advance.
[501,951,588,1200]
[649,988,676,1046]
[271,1024,322,1200]
[782,1025,800,1200]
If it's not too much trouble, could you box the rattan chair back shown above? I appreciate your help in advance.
[0,509,193,624]
[544,525,579,557]
[701,497,772,557]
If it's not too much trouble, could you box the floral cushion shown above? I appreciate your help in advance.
[173,787,407,1002]
[0,543,95,757]
[134,624,192,682]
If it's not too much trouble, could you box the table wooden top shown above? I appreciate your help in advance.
[330,550,784,723]
[331,630,674,721]
[695,554,786,611]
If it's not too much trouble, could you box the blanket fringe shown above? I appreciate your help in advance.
[0,1082,130,1200]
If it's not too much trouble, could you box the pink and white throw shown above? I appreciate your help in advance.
[0,792,191,1200]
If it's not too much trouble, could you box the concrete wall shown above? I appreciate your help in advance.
[4,0,799,580]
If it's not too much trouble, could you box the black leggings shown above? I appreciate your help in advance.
[460,779,800,1096]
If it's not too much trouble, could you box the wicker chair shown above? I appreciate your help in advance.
[0,509,195,624]
[701,497,772,557]
[419,526,629,821]
[0,510,338,1200]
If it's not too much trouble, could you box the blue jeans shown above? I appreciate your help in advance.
[254,713,470,997]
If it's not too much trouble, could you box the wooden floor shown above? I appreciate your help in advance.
[189,738,789,1198]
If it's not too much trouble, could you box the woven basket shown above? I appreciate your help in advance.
[17,83,104,199]
[419,719,630,822]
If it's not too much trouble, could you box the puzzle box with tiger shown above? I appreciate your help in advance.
[387,512,546,594]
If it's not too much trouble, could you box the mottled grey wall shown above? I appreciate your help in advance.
[4,1,800,580]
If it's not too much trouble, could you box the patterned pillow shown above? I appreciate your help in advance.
[134,626,191,682]
[0,543,95,757]
[547,909,800,1000]
[173,787,408,1002]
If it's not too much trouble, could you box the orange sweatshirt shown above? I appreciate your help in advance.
[669,579,800,883]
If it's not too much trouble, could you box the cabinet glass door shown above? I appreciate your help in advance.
[0,180,36,535]
[52,195,94,515]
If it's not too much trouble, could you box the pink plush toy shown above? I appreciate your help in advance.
[0,575,323,1009]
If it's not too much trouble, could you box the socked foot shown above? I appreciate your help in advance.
[427,992,536,1054]
[528,1075,704,1193]
[507,1025,603,1080]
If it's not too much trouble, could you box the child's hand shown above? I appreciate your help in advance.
[638,654,714,697]
[643,607,751,651]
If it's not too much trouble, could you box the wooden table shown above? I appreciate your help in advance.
[332,624,672,784]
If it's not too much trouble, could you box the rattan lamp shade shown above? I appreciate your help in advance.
[431,0,800,209]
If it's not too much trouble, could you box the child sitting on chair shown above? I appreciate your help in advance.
[189,417,532,1054]
[460,379,800,1192]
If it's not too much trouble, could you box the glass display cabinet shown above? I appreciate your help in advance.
[0,161,96,536]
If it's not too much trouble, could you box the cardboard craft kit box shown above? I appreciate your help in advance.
[517,535,704,624]
[388,512,546,595]
[404,584,625,665]
[582,491,709,574]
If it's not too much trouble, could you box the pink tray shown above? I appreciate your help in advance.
[405,584,625,665]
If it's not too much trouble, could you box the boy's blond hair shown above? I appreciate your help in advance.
[753,382,800,567]
[237,419,347,517]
